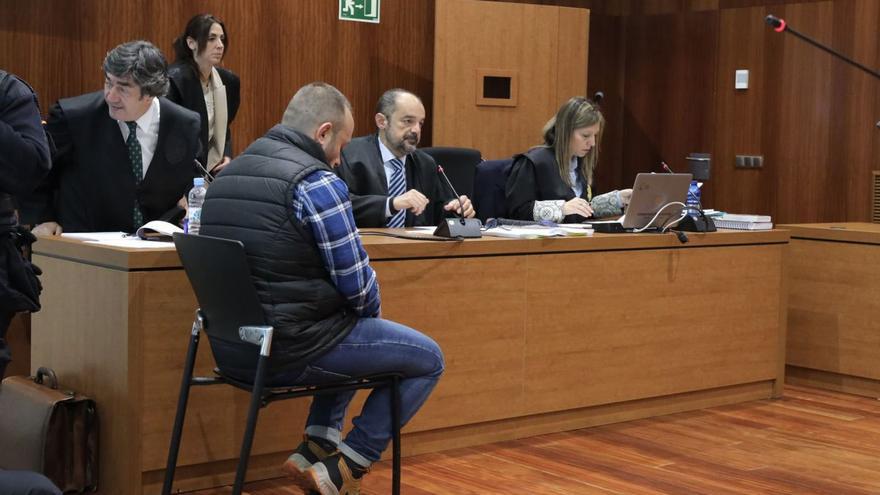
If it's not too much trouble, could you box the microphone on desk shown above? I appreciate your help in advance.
[433,165,482,239]
[661,161,674,174]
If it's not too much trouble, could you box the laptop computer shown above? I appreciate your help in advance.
[587,173,692,232]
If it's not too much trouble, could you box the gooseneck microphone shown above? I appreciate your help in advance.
[432,164,482,238]
[437,165,465,218]
[661,161,674,174]
[764,15,786,32]
[765,13,880,81]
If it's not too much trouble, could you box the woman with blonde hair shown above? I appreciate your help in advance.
[506,96,630,223]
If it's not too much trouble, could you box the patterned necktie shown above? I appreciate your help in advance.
[387,157,406,228]
[125,121,144,229]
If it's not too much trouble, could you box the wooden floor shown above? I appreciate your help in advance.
[189,385,880,494]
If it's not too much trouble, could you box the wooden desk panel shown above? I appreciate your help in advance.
[524,245,783,413]
[780,223,880,397]
[31,230,789,494]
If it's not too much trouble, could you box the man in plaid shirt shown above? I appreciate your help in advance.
[201,82,444,495]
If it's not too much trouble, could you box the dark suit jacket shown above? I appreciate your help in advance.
[20,91,201,233]
[506,146,593,223]
[337,134,452,228]
[167,62,240,166]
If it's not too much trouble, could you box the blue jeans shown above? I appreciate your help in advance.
[0,470,62,495]
[276,317,444,465]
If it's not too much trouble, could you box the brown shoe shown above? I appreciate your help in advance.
[282,435,335,492]
[305,452,367,495]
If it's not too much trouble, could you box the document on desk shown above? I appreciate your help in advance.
[484,225,593,239]
[61,232,173,248]
[62,232,128,241]
[85,238,175,248]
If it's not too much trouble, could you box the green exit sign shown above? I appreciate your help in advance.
[339,0,380,24]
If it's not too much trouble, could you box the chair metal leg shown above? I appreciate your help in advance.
[391,375,401,495]
[232,354,270,494]
[162,321,202,495]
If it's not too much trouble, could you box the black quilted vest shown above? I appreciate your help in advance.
[200,125,356,374]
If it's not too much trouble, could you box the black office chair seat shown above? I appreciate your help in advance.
[207,366,402,409]
[162,233,402,495]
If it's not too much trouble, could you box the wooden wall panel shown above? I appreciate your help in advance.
[593,0,880,223]
[2,0,877,223]
[620,11,718,185]
[765,3,834,223]
[711,6,773,216]
[587,14,627,191]
[824,0,880,222]
[0,0,434,154]
[433,0,588,159]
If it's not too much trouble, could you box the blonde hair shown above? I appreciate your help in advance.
[541,97,604,188]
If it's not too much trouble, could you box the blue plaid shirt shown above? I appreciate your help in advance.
[292,169,381,317]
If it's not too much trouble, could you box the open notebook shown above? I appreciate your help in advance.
[135,220,183,241]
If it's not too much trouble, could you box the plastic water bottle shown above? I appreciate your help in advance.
[686,180,701,215]
[185,177,207,235]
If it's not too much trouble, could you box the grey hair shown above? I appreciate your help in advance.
[281,82,351,134]
[102,40,169,97]
[375,88,421,117]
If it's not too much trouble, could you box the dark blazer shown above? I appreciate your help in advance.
[167,62,240,166]
[0,70,51,203]
[506,146,593,223]
[338,134,452,228]
[20,91,201,233]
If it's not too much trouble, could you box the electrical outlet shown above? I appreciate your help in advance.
[735,155,764,169]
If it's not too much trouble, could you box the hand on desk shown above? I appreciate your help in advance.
[563,197,593,218]
[619,189,633,207]
[393,189,429,216]
[32,222,62,236]
[444,195,475,218]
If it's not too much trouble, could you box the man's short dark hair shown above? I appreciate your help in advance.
[282,82,351,134]
[375,88,421,117]
[102,40,169,97]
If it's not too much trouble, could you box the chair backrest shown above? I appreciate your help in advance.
[473,158,514,222]
[420,147,482,200]
[173,233,266,357]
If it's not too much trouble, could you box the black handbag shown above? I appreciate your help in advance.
[0,367,98,493]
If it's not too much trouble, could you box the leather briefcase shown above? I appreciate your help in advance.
[0,367,98,493]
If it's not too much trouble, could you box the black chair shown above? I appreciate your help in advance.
[420,146,481,200]
[473,158,515,222]
[163,233,401,495]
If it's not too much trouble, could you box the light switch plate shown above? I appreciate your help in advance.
[735,69,749,90]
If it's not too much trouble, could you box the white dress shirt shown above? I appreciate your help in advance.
[117,97,161,178]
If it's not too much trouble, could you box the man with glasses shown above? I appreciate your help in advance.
[22,40,201,234]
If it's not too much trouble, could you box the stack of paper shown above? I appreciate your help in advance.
[713,213,773,231]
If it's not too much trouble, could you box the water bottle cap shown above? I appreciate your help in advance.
[193,177,205,187]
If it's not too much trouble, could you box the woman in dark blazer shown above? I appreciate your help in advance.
[168,13,240,174]
[505,97,631,223]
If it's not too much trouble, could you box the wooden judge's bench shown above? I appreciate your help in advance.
[30,229,789,494]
